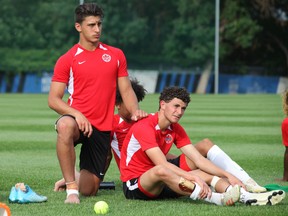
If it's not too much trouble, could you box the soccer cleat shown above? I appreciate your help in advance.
[8,187,18,203]
[221,185,240,206]
[244,190,285,206]
[8,185,47,204]
[17,185,47,204]
[244,178,267,193]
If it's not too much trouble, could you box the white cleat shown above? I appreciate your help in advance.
[244,178,267,193]
[244,190,285,206]
[221,185,240,206]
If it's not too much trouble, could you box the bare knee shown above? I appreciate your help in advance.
[153,165,171,180]
[56,117,79,142]
[194,138,214,157]
[56,117,77,134]
[79,170,100,196]
[80,185,98,196]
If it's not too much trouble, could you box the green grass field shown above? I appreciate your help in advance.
[0,93,288,216]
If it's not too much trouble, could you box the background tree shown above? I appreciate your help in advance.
[163,0,215,68]
[0,0,287,77]
[220,0,288,75]
[0,0,76,73]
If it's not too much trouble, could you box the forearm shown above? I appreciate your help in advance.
[122,89,139,114]
[150,150,193,181]
[118,76,140,114]
[48,97,81,117]
[181,145,229,178]
[48,81,82,117]
[164,161,197,181]
[196,157,230,178]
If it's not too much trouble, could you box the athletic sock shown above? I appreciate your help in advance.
[189,183,201,200]
[239,187,250,203]
[207,145,250,182]
[204,193,223,205]
[189,182,223,205]
[227,186,261,204]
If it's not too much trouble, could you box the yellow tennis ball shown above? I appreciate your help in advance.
[94,201,109,214]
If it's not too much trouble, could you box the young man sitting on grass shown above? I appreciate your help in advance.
[119,86,285,206]
[110,81,266,194]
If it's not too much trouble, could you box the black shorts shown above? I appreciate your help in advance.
[123,156,181,200]
[55,114,110,180]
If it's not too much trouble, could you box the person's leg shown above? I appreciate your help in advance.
[54,147,112,192]
[193,169,285,206]
[194,138,266,192]
[55,116,81,204]
[78,169,101,196]
[190,170,229,192]
[104,148,113,173]
[139,165,193,196]
[78,128,110,196]
[54,168,80,192]
[189,169,240,205]
[139,165,239,206]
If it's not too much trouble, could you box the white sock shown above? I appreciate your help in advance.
[204,193,223,205]
[190,183,201,200]
[190,182,223,205]
[207,145,250,182]
[239,187,250,203]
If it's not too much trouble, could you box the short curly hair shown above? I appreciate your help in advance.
[116,78,147,105]
[282,90,288,116]
[159,86,190,109]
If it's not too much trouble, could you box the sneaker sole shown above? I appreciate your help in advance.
[222,185,240,206]
[8,199,18,204]
[246,190,285,206]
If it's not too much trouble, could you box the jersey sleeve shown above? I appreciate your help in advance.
[173,123,192,148]
[133,121,158,151]
[52,52,72,84]
[116,48,128,78]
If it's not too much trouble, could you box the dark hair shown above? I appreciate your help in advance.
[116,78,147,105]
[159,86,190,105]
[74,3,104,24]
[282,90,288,116]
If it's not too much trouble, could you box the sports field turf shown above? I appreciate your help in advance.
[0,93,288,215]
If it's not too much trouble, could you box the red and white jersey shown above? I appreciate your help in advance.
[282,118,288,147]
[52,43,128,131]
[111,114,135,169]
[120,113,191,182]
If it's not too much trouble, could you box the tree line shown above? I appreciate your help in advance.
[0,0,287,76]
